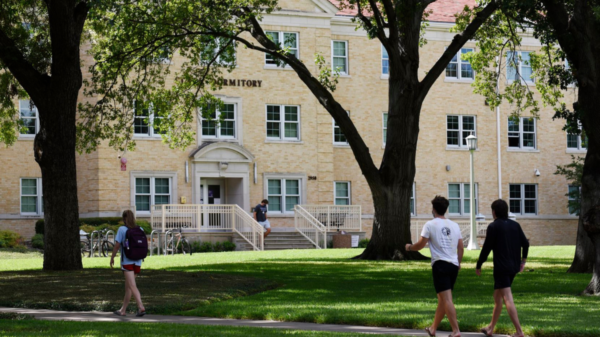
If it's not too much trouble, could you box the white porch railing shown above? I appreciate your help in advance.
[150,204,264,251]
[298,205,362,232]
[294,205,327,249]
[410,220,488,243]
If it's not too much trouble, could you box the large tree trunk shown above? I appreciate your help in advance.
[581,205,600,295]
[569,207,596,273]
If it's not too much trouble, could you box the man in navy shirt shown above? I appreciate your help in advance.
[476,199,529,337]
[253,199,271,238]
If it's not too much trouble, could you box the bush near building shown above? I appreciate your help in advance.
[192,241,236,253]
[0,230,24,249]
[31,234,44,250]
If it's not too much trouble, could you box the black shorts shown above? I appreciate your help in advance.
[493,272,516,289]
[432,260,459,294]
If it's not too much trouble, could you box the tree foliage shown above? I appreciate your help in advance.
[555,155,584,216]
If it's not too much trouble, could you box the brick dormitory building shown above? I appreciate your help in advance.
[0,0,582,248]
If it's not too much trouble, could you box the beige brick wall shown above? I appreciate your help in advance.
[0,1,583,246]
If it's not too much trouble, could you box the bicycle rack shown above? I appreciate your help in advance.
[105,230,115,244]
[89,230,100,258]
[150,230,159,256]
[164,230,173,256]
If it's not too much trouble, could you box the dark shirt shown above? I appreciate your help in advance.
[476,218,530,274]
[254,204,267,222]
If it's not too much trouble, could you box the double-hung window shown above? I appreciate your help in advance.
[447,115,476,148]
[383,113,388,144]
[448,183,478,215]
[201,103,236,139]
[567,124,587,151]
[200,36,236,67]
[332,41,348,75]
[333,112,349,145]
[266,105,300,141]
[19,100,39,136]
[334,182,351,205]
[509,184,537,215]
[135,177,171,212]
[446,48,474,80]
[507,51,533,83]
[21,178,43,215]
[382,45,389,76]
[265,31,298,66]
[134,101,165,137]
[508,117,536,149]
[568,185,581,215]
[267,178,301,213]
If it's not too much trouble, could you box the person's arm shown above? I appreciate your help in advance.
[253,206,258,221]
[457,239,464,270]
[519,225,530,272]
[476,225,495,275]
[405,236,429,252]
[110,241,121,268]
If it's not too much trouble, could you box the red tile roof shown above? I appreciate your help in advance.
[328,0,477,23]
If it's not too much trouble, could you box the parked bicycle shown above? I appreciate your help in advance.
[165,227,193,255]
[81,229,115,257]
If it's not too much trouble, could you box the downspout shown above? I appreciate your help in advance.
[495,56,502,199]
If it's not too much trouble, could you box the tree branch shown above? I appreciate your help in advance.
[539,0,577,60]
[417,0,498,102]
[0,28,48,103]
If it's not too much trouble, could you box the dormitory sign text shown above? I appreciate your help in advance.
[221,79,263,88]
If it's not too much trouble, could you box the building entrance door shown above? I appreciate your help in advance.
[200,179,224,229]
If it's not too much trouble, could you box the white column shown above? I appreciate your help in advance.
[467,148,479,250]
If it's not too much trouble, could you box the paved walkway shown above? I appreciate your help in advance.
[0,307,505,336]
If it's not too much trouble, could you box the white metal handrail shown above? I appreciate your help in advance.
[294,205,327,249]
[150,204,264,251]
[233,205,264,251]
[299,205,362,232]
[410,220,488,243]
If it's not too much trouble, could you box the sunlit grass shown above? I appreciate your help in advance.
[0,246,597,337]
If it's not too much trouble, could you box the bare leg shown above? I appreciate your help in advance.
[499,288,524,337]
[484,289,504,334]
[264,228,271,238]
[429,293,446,334]
[438,290,460,336]
[124,271,145,312]
[119,272,132,315]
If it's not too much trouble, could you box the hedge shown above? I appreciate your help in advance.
[0,230,24,248]
[35,218,152,235]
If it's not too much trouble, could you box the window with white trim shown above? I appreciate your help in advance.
[200,36,236,67]
[508,117,536,149]
[135,177,171,212]
[265,31,298,66]
[201,103,236,139]
[383,113,388,144]
[19,100,39,135]
[267,178,301,213]
[568,185,581,215]
[567,124,587,151]
[448,183,478,216]
[333,111,349,145]
[507,51,533,83]
[446,48,474,80]
[332,40,348,75]
[266,105,300,141]
[382,45,389,75]
[447,115,476,148]
[134,101,165,137]
[21,178,43,215]
[509,184,537,215]
[334,181,351,205]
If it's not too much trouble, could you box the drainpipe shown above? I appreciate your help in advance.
[495,56,502,199]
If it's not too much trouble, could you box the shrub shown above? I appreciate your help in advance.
[327,240,333,249]
[222,241,236,252]
[31,234,44,250]
[213,241,224,252]
[358,238,369,248]
[0,230,23,248]
[35,220,44,235]
[197,242,213,253]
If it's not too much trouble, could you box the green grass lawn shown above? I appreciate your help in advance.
[0,247,597,337]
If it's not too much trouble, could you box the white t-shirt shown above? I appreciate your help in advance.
[421,218,462,266]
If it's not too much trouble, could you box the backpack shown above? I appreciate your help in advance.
[124,227,148,260]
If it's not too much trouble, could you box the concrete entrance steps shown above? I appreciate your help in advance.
[234,232,316,251]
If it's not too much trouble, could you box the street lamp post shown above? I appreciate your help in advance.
[466,135,479,250]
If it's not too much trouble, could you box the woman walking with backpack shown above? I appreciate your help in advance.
[110,210,147,317]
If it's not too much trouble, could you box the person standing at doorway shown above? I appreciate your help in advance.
[406,196,463,337]
[476,199,529,337]
[254,199,271,238]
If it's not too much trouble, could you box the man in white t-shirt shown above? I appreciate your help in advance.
[405,195,464,337]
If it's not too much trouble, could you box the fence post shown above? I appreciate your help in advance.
[161,205,166,232]
[327,206,331,233]
[358,206,362,231]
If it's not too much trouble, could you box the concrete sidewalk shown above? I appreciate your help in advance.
[0,307,503,337]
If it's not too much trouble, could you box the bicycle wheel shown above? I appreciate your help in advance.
[102,241,114,257]
[80,241,90,257]
[165,240,174,255]
[181,239,192,256]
